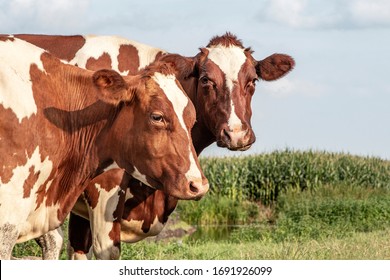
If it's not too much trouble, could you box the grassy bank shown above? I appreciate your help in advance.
[177,184,390,242]
[12,150,390,259]
[122,181,390,259]
[121,229,390,259]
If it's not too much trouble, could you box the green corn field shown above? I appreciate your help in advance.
[200,149,390,204]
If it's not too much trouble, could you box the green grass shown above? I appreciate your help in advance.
[12,150,390,260]
[177,184,390,242]
[274,185,390,241]
[14,183,390,260]
[13,193,390,260]
[121,183,390,260]
[120,229,390,259]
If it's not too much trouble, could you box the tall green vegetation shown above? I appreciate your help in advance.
[200,149,390,204]
[179,150,390,242]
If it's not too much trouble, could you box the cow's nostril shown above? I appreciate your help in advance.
[223,128,231,140]
[189,182,199,193]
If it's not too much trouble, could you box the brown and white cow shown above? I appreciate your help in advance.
[19,32,295,259]
[0,36,208,260]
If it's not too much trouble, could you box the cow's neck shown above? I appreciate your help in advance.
[179,77,215,155]
[191,120,215,155]
[40,67,116,221]
[49,113,115,222]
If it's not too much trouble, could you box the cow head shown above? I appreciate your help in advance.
[161,33,295,153]
[93,62,209,200]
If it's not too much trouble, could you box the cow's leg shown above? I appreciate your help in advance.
[88,169,127,260]
[35,228,64,259]
[91,214,123,260]
[67,213,93,260]
[0,223,18,259]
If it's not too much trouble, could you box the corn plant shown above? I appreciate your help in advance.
[200,149,390,204]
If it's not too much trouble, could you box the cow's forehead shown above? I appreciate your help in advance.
[206,45,247,92]
[151,73,189,129]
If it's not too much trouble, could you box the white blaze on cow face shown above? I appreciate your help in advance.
[152,73,202,182]
[206,45,247,132]
[0,37,45,122]
[70,36,165,75]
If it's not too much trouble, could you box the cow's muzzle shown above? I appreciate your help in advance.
[217,126,255,151]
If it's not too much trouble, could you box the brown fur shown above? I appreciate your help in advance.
[12,33,294,259]
[14,34,86,62]
[86,53,113,71]
[206,32,245,49]
[0,39,206,257]
[118,44,140,74]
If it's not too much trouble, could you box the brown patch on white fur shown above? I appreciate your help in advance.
[0,38,207,259]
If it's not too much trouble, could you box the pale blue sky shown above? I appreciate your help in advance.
[2,0,390,159]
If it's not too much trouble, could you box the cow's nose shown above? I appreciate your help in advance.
[222,127,250,148]
[189,180,209,200]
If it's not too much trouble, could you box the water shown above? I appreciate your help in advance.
[188,225,259,241]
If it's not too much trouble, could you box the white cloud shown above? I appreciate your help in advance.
[1,0,90,33]
[259,0,390,29]
[350,0,390,27]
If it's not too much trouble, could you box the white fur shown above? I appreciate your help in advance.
[125,188,134,201]
[152,73,202,182]
[37,228,64,260]
[131,166,151,187]
[103,161,120,172]
[207,45,247,131]
[70,35,165,75]
[68,245,92,260]
[228,98,244,132]
[0,37,45,122]
[120,215,164,243]
[89,183,121,259]
[0,146,58,243]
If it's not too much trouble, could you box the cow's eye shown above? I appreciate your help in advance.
[150,112,164,123]
[200,76,208,84]
[252,78,258,86]
[200,76,215,86]
[247,78,258,88]
[200,76,217,93]
[245,78,258,95]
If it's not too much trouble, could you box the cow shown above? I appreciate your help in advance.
[18,32,295,259]
[0,36,209,260]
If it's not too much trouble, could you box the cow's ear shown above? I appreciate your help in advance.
[256,54,295,81]
[93,69,135,105]
[159,53,197,79]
